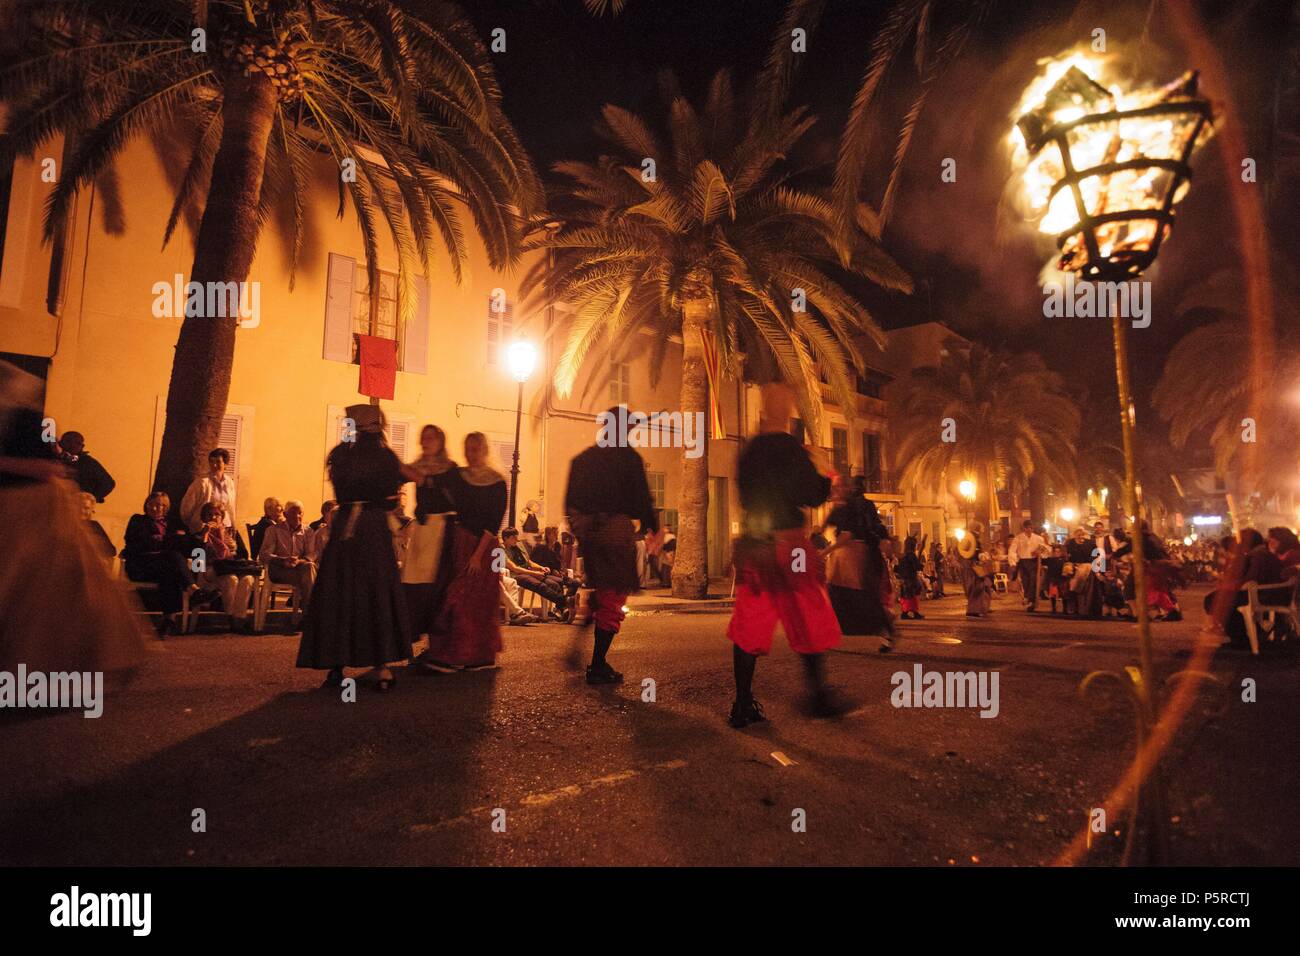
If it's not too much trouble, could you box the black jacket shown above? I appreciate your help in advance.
[564,444,657,532]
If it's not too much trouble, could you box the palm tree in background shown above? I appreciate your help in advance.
[523,68,912,598]
[1,0,540,507]
[889,344,1080,529]
[1153,316,1300,495]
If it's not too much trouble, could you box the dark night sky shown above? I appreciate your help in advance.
[463,0,1297,417]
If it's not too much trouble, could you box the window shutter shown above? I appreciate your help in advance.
[218,414,243,477]
[386,419,411,463]
[323,253,356,362]
[402,275,430,374]
[487,297,513,364]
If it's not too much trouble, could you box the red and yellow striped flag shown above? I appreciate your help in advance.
[698,328,727,440]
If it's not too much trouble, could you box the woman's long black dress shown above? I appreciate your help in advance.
[297,439,411,669]
[405,465,459,640]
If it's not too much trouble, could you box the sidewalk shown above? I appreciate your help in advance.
[627,578,735,612]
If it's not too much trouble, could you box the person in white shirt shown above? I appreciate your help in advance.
[180,448,238,533]
[258,499,317,610]
[1008,520,1050,611]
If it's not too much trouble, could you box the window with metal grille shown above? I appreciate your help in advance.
[610,361,632,405]
[487,296,513,364]
[352,265,399,356]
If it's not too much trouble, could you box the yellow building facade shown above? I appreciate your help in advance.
[0,137,750,572]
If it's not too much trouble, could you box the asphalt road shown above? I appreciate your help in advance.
[1,586,1295,866]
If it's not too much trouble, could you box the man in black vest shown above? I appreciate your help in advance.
[564,406,658,685]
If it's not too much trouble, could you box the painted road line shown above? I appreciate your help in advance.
[408,758,689,833]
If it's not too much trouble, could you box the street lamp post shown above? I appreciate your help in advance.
[505,340,538,529]
[1012,53,1213,863]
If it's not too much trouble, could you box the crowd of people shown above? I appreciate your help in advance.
[4,352,1299,725]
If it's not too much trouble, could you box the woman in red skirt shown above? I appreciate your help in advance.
[425,432,507,671]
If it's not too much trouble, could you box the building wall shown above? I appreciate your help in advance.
[0,138,549,548]
[0,138,750,572]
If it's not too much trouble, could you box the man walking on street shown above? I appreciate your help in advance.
[1009,519,1050,612]
[564,406,658,685]
[727,383,848,728]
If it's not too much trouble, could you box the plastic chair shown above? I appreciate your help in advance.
[253,567,302,633]
[1237,580,1299,655]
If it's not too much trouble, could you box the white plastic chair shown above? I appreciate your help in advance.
[253,568,303,633]
[1236,580,1299,655]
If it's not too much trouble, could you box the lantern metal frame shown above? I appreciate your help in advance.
[1017,69,1212,281]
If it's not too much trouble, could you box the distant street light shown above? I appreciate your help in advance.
[505,340,538,526]
[1060,506,1076,523]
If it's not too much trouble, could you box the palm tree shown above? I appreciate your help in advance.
[889,344,1080,529]
[1153,251,1300,494]
[522,70,911,598]
[1,0,540,506]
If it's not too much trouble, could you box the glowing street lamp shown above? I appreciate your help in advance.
[1060,506,1076,523]
[504,340,538,526]
[958,478,977,534]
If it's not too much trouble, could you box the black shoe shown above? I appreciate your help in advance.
[585,662,624,685]
[803,689,852,719]
[1166,609,1183,622]
[322,668,344,689]
[913,612,925,620]
[728,697,766,728]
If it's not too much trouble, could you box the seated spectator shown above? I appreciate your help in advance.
[78,491,116,559]
[249,497,284,559]
[560,530,578,574]
[310,499,337,531]
[58,430,115,502]
[658,527,677,586]
[1267,526,1300,580]
[1205,527,1287,648]
[197,502,256,629]
[181,447,237,532]
[122,491,193,631]
[258,499,317,612]
[530,525,563,573]
[310,501,334,562]
[501,527,574,620]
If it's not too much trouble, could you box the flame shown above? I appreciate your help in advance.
[1009,49,1213,272]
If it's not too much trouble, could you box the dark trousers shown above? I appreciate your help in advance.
[126,551,191,614]
[1017,559,1040,609]
[516,574,568,608]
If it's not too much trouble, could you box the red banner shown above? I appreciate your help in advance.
[357,334,397,400]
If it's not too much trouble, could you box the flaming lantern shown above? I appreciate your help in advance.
[1012,56,1214,280]
[1011,54,1214,864]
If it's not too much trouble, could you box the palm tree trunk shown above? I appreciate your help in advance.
[673,296,710,599]
[152,70,277,511]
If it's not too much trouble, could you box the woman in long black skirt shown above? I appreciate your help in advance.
[297,404,411,692]
[404,424,461,672]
